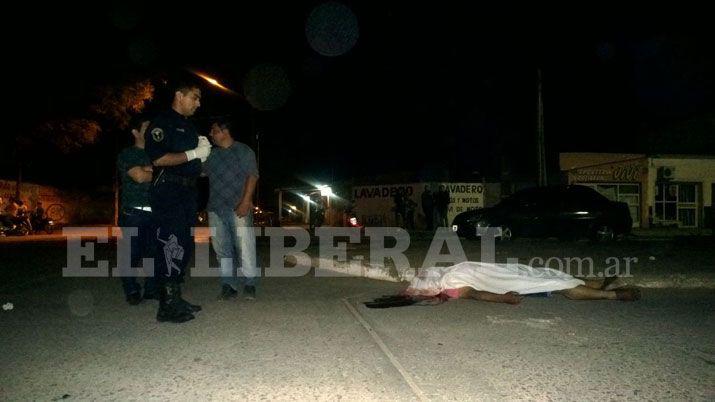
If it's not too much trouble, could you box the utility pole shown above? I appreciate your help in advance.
[251,108,260,206]
[536,68,547,187]
[255,129,260,204]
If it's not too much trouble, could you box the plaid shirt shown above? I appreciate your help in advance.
[204,141,259,212]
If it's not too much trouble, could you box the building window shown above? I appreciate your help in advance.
[618,184,640,226]
[582,183,640,227]
[655,183,698,228]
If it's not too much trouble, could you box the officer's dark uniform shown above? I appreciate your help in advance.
[144,109,203,322]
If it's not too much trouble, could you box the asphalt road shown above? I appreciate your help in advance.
[0,238,713,400]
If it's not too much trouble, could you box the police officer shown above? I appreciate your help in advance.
[145,81,211,323]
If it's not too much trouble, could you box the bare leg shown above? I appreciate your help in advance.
[558,285,616,300]
[579,276,627,291]
[602,276,627,290]
[457,287,523,305]
[557,286,640,301]
[582,279,605,289]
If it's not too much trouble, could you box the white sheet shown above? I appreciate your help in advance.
[406,261,585,296]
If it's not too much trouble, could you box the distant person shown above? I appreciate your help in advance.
[404,196,417,230]
[0,196,9,228]
[420,185,434,230]
[309,194,325,230]
[4,197,19,217]
[393,192,405,228]
[15,199,27,216]
[344,198,358,227]
[32,202,44,221]
[14,199,31,231]
[435,185,451,227]
[31,201,45,233]
[2,198,21,230]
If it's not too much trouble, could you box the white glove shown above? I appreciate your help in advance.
[195,136,212,162]
[185,145,211,162]
[199,147,211,163]
[197,136,211,148]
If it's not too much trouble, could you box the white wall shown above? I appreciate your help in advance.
[352,182,490,228]
[648,158,715,207]
[0,180,72,222]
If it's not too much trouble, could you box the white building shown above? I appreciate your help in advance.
[351,182,501,229]
[561,153,715,229]
[647,155,715,228]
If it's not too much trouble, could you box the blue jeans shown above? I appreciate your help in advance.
[118,207,158,297]
[208,209,258,289]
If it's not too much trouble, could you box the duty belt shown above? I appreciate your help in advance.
[159,172,197,187]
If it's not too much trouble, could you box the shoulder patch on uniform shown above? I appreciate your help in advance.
[151,128,164,142]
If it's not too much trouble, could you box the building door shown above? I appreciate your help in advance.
[677,183,698,228]
[616,184,641,228]
[654,183,699,228]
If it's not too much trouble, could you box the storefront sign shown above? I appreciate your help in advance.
[352,182,485,228]
[571,162,644,183]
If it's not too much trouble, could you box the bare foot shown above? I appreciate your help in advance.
[615,288,641,301]
[602,276,627,291]
[501,291,523,305]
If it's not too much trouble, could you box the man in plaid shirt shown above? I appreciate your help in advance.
[204,117,260,300]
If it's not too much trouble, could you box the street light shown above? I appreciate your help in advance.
[318,185,333,197]
[193,71,233,93]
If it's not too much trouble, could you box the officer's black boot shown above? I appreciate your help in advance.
[175,285,202,313]
[157,282,195,323]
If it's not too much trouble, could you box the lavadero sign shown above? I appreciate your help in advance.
[352,182,485,228]
[353,185,415,199]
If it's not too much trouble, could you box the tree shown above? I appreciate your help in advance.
[15,79,154,223]
[90,80,154,130]
[32,118,103,153]
[90,79,154,224]
[13,118,102,199]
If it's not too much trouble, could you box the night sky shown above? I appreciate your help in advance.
[4,2,715,205]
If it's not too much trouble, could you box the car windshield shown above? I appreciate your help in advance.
[497,186,608,209]
[496,188,545,208]
[564,185,610,207]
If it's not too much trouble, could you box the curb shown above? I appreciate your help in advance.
[311,257,715,289]
[311,257,402,282]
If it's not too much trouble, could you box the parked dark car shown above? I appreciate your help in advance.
[253,206,276,228]
[196,206,276,228]
[452,185,632,241]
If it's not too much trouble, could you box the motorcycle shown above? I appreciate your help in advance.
[0,215,32,236]
[32,216,56,234]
